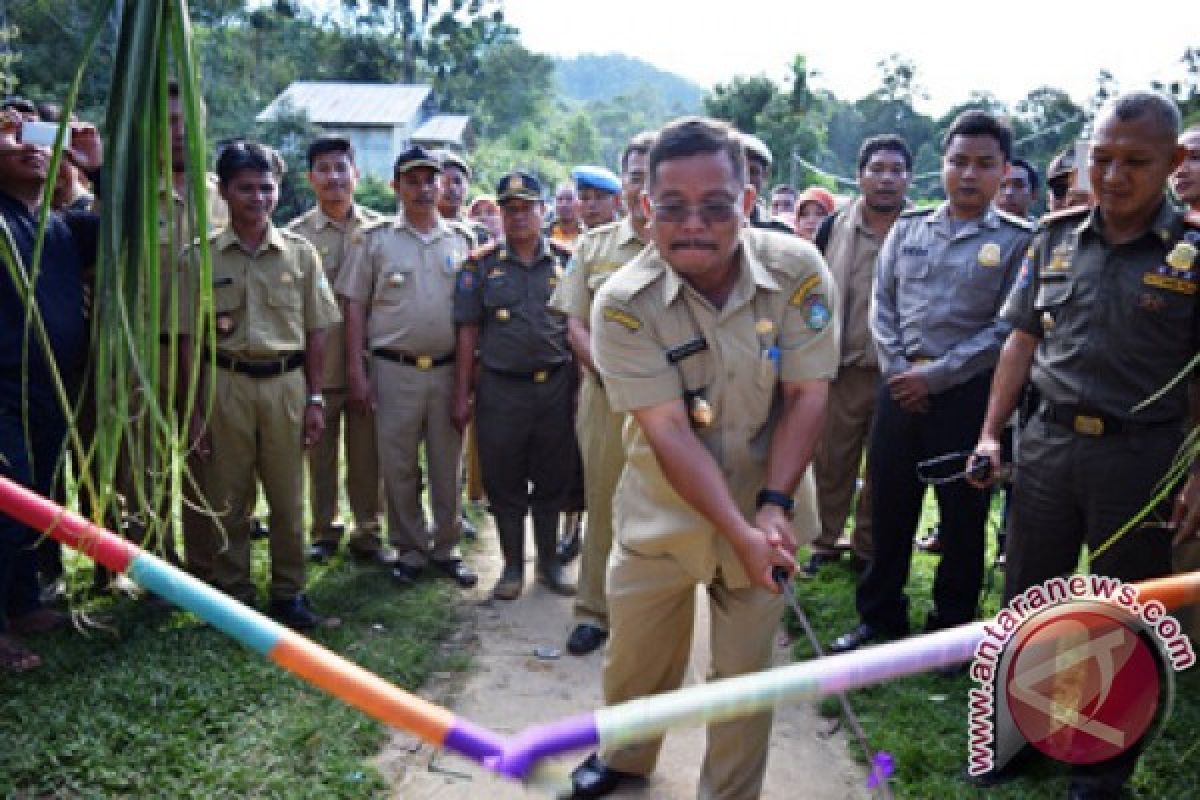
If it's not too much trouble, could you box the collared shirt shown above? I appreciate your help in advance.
[822,197,887,370]
[1003,199,1200,423]
[548,217,646,322]
[545,219,583,248]
[454,237,572,373]
[336,214,469,357]
[288,203,384,387]
[591,227,840,588]
[194,224,340,358]
[871,202,1031,393]
[159,175,230,336]
[0,190,92,392]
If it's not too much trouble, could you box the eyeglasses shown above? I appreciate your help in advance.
[649,199,740,225]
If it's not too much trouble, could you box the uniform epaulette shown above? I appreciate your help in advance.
[994,208,1035,231]
[279,227,309,245]
[900,206,936,218]
[284,208,314,230]
[468,239,501,262]
[599,246,661,302]
[1037,205,1090,228]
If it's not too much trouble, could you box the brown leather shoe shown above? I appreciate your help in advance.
[491,565,524,601]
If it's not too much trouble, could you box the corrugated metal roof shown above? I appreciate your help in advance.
[257,82,431,126]
[410,114,470,143]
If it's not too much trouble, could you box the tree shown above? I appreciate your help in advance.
[704,74,778,134]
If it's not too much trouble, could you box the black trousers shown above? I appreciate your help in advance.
[856,371,992,633]
[475,366,579,518]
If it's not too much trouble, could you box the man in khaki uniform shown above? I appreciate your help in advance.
[806,134,912,577]
[570,118,838,800]
[337,146,477,589]
[548,132,654,656]
[187,141,340,630]
[287,136,387,564]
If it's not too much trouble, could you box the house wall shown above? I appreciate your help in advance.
[324,125,397,180]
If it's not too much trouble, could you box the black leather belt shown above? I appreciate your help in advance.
[371,349,454,369]
[213,351,304,378]
[1042,403,1180,437]
[486,363,565,383]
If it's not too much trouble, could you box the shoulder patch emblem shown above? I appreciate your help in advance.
[602,306,642,331]
[803,295,831,331]
[789,274,822,307]
[1166,241,1197,271]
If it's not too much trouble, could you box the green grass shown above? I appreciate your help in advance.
[0,550,462,799]
[788,492,1200,799]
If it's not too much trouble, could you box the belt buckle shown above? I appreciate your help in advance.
[534,370,548,383]
[1073,414,1104,436]
[416,355,433,370]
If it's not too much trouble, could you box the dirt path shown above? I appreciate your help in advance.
[376,520,869,799]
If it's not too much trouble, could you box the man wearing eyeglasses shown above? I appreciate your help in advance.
[569,116,837,799]
[805,134,912,579]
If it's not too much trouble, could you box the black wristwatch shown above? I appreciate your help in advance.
[755,488,794,518]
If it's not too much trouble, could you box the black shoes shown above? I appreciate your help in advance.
[430,558,478,588]
[830,622,898,654]
[269,593,334,630]
[537,561,576,596]
[799,552,837,579]
[570,753,638,799]
[307,541,338,563]
[566,623,608,656]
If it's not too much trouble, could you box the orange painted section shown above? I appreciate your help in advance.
[269,631,455,743]
[1137,570,1200,612]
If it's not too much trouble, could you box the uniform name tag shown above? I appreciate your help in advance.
[901,246,927,257]
[1143,273,1198,294]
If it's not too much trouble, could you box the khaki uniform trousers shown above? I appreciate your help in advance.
[205,367,307,604]
[812,365,878,559]
[573,374,625,629]
[307,387,384,553]
[601,545,784,800]
[372,357,463,568]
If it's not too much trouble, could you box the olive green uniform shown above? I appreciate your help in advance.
[287,204,385,556]
[592,229,839,798]
[336,215,471,568]
[999,201,1199,792]
[548,218,645,630]
[198,225,340,604]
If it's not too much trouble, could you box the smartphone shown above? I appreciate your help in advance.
[19,120,59,147]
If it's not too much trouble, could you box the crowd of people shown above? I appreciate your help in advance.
[1,81,1199,800]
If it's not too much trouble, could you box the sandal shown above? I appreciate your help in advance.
[0,633,42,673]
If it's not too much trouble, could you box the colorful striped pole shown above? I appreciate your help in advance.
[3,474,1197,791]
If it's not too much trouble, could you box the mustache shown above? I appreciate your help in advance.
[670,240,718,251]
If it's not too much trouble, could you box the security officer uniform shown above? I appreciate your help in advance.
[591,228,839,798]
[857,203,1030,638]
[336,175,474,582]
[288,203,386,559]
[198,224,340,609]
[547,216,646,642]
[998,201,1199,793]
[454,172,578,598]
[811,196,886,564]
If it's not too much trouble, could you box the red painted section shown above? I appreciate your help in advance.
[0,476,138,572]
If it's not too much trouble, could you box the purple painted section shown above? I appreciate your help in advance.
[443,718,506,762]
[488,713,599,780]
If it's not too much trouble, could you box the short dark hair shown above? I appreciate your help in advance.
[306,135,354,169]
[1103,90,1181,141]
[858,134,913,172]
[942,110,1013,162]
[621,130,657,173]
[1008,157,1039,191]
[216,140,278,185]
[647,116,745,191]
[35,102,61,123]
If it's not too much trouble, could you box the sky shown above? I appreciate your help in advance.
[504,0,1196,115]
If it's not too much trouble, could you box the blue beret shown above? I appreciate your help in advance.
[571,165,621,194]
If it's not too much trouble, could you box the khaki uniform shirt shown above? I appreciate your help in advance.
[1002,200,1200,423]
[871,203,1032,393]
[823,197,886,370]
[335,215,470,357]
[287,204,385,388]
[453,238,573,373]
[161,175,227,336]
[548,217,646,322]
[592,228,840,588]
[201,224,340,358]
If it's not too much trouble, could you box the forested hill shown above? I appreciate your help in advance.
[555,53,704,112]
